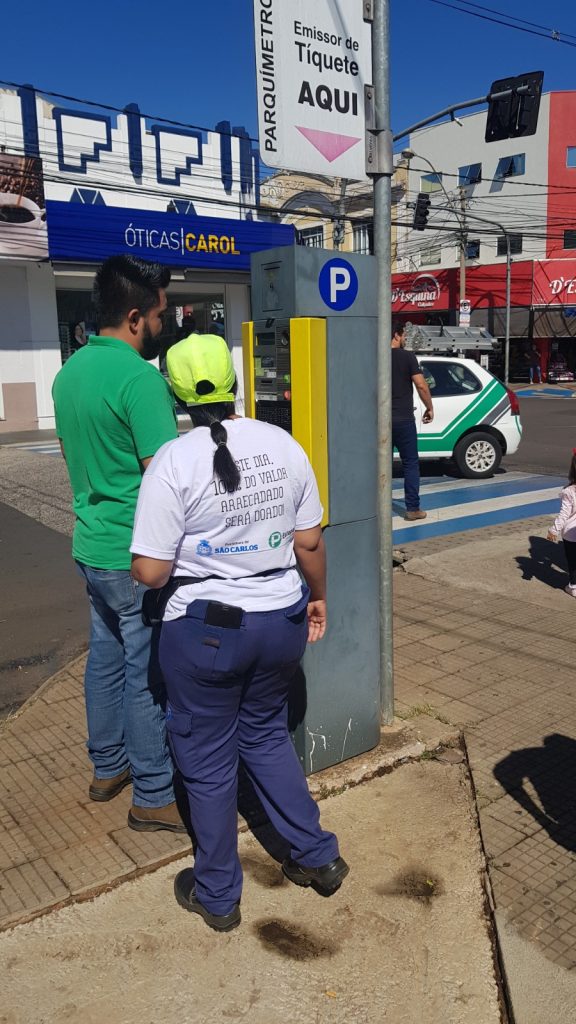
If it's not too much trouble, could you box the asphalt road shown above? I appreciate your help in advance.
[0,501,87,719]
[507,395,576,477]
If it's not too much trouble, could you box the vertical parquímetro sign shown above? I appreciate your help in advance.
[253,0,372,180]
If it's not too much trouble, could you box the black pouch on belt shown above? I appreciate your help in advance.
[141,576,201,627]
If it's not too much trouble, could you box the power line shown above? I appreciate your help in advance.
[0,79,259,143]
[451,0,576,42]
[427,0,576,48]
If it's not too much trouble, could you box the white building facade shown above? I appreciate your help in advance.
[0,86,292,432]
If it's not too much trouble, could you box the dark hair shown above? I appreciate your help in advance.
[94,255,171,328]
[391,319,406,338]
[185,389,240,493]
[569,454,576,486]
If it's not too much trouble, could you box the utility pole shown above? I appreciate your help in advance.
[332,177,348,251]
[459,187,467,315]
[370,0,394,724]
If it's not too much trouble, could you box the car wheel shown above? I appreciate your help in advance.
[453,432,502,478]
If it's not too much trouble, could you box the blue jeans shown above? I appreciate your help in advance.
[160,589,339,916]
[393,417,421,512]
[77,563,175,808]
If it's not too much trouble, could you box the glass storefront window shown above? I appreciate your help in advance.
[56,289,226,368]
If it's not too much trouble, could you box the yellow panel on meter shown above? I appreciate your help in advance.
[241,317,329,526]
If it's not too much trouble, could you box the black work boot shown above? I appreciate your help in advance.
[174,869,241,932]
[282,856,350,895]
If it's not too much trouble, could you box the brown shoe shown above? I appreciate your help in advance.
[89,768,131,802]
[405,510,427,521]
[128,801,188,834]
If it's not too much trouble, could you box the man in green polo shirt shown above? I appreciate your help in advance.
[52,254,184,833]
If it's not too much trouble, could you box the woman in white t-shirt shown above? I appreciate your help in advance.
[131,333,348,932]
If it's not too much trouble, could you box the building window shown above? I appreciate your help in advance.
[497,234,522,256]
[495,154,525,179]
[352,221,373,255]
[564,229,576,249]
[465,239,480,259]
[459,163,482,186]
[298,225,324,248]
[420,245,441,266]
[567,148,576,168]
[420,172,443,194]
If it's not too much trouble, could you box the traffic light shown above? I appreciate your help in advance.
[485,71,544,143]
[413,193,431,231]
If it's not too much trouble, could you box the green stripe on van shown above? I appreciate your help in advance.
[417,379,508,454]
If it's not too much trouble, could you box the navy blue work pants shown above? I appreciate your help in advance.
[393,417,421,512]
[159,590,339,916]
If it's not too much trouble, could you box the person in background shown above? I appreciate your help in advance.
[529,344,542,384]
[130,333,349,932]
[52,255,185,833]
[547,449,576,598]
[391,321,434,521]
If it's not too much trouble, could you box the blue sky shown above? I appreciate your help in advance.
[2,0,576,147]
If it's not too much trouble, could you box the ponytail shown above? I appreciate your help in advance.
[209,419,241,493]
[187,400,241,494]
[569,452,576,487]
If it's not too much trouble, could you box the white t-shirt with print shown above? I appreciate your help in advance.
[130,417,323,618]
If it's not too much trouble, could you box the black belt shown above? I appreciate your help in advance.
[141,567,291,627]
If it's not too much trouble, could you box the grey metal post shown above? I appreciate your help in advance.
[504,235,511,386]
[372,0,394,724]
[459,187,467,313]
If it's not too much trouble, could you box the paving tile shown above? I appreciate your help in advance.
[40,671,82,704]
[0,807,39,869]
[424,673,484,701]
[46,837,136,895]
[0,858,69,922]
[111,826,192,868]
[478,811,527,859]
[478,793,544,838]
[393,685,454,710]
[415,632,471,653]
[434,700,490,727]
[0,734,34,768]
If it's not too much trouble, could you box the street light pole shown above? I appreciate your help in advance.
[371,0,394,725]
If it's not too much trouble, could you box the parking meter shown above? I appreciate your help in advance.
[243,246,381,774]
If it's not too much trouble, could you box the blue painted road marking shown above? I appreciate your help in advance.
[515,386,576,398]
[393,472,565,544]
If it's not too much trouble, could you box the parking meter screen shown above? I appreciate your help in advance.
[253,326,292,434]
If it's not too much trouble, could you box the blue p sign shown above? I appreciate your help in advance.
[318,258,359,311]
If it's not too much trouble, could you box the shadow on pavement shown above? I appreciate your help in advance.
[515,536,567,590]
[493,735,576,854]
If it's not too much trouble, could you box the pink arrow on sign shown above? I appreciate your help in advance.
[296,126,361,163]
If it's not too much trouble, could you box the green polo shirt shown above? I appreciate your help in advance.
[52,335,178,570]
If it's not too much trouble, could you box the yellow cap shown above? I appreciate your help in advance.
[166,333,236,406]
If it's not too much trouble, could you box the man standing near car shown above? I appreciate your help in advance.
[391,321,434,521]
[52,254,185,833]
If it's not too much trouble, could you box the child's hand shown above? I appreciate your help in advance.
[547,530,558,542]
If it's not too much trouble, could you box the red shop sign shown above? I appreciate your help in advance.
[532,259,576,305]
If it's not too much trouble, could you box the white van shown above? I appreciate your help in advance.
[407,355,522,478]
